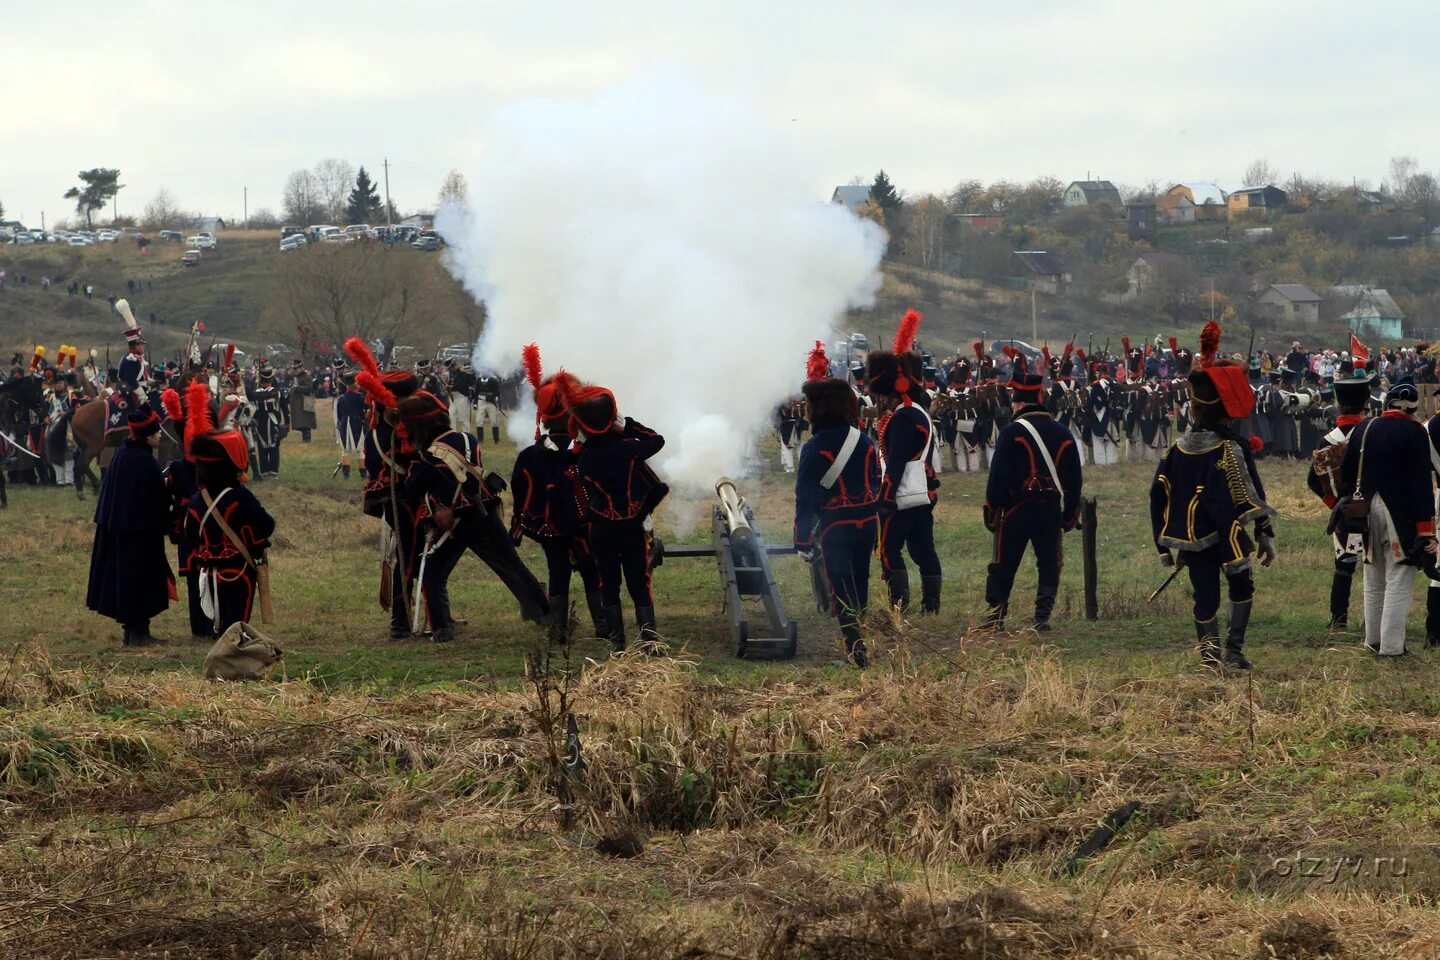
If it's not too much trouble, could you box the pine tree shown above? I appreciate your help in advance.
[870,169,901,217]
[345,166,383,224]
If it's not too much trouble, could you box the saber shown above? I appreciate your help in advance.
[0,431,43,461]
[1148,558,1185,603]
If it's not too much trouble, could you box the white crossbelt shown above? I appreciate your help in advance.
[820,427,861,489]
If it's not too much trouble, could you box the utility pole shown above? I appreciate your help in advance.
[243,187,249,230]
[40,211,45,232]
[383,157,393,227]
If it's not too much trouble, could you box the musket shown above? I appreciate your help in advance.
[1247,328,1255,366]
[1148,557,1186,603]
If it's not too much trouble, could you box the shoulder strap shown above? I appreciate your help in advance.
[200,487,257,570]
[1015,417,1064,499]
[1352,419,1373,500]
[820,427,862,490]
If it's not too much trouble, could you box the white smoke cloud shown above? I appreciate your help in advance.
[437,68,886,491]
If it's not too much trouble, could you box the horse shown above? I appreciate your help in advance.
[0,376,49,508]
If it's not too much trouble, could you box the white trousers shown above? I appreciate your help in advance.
[476,399,500,427]
[1363,496,1415,656]
[1091,437,1119,466]
[952,438,983,473]
[779,441,795,473]
[1070,425,1088,465]
[449,394,472,432]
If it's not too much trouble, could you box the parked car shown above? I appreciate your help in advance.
[96,229,118,242]
[186,234,217,249]
[311,225,340,239]
[343,224,371,236]
[279,234,307,252]
[10,233,35,246]
[119,227,141,237]
[27,229,45,242]
[280,225,305,238]
[321,231,353,244]
[412,235,442,251]
[67,236,94,247]
[181,250,202,266]
[158,230,183,242]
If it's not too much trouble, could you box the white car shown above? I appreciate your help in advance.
[96,229,118,242]
[343,224,370,236]
[279,234,307,252]
[186,235,218,249]
[68,236,94,246]
[320,231,353,244]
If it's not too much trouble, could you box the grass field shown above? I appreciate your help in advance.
[3,404,1440,957]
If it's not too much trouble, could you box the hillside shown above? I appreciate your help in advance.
[0,232,281,363]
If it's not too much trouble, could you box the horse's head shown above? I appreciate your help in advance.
[0,376,46,422]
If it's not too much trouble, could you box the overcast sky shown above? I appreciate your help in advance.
[4,0,1437,227]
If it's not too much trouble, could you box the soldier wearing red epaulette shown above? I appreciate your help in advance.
[983,361,1084,632]
[397,391,549,643]
[868,309,942,615]
[559,377,668,652]
[510,344,605,642]
[795,342,882,667]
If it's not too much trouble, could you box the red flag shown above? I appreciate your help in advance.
[1350,333,1369,362]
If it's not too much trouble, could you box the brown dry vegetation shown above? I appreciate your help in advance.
[4,406,1440,957]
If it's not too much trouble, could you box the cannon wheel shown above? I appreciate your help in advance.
[784,620,798,660]
[734,622,749,659]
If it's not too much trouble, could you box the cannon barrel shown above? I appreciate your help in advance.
[715,477,755,546]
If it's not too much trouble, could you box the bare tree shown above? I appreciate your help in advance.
[436,169,469,208]
[1243,158,1280,188]
[282,170,324,225]
[944,178,984,213]
[314,158,356,223]
[248,208,280,229]
[1386,155,1418,198]
[271,242,448,348]
[141,188,188,230]
[908,195,948,270]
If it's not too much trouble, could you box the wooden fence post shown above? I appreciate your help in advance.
[1083,497,1098,621]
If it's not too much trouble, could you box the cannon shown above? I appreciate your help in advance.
[658,478,799,659]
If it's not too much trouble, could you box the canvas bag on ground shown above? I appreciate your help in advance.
[203,621,284,680]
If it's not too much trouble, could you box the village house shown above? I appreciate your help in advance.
[192,216,227,232]
[1227,185,1288,220]
[1332,285,1405,340]
[1061,180,1122,208]
[1127,202,1156,242]
[1012,250,1068,295]
[829,185,872,214]
[1156,182,1228,224]
[1257,283,1322,326]
[954,212,1004,232]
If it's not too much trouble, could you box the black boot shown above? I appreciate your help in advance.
[1329,568,1353,632]
[1426,584,1440,649]
[885,569,910,614]
[921,575,942,615]
[603,606,626,653]
[1033,585,1057,632]
[1223,601,1253,669]
[432,625,454,644]
[342,463,351,480]
[547,590,570,644]
[586,589,607,638]
[123,620,158,647]
[493,426,501,444]
[1196,618,1222,667]
[840,615,867,668]
[635,606,664,654]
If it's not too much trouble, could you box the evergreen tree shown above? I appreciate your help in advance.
[345,166,383,224]
[63,168,123,231]
[870,169,902,217]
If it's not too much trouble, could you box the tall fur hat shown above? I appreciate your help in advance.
[802,376,859,430]
[866,309,923,399]
[391,391,449,451]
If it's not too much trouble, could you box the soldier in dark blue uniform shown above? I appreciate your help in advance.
[1151,322,1277,669]
[1306,368,1372,631]
[186,413,275,638]
[511,346,605,643]
[1338,379,1436,656]
[795,364,882,667]
[334,371,367,480]
[250,361,287,479]
[159,385,211,639]
[867,309,942,615]
[982,367,1084,631]
[86,404,173,646]
[347,337,425,638]
[397,391,549,642]
[560,378,668,652]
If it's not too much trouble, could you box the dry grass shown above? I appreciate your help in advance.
[2,621,1440,957]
